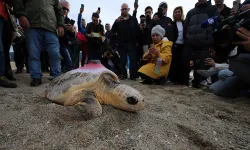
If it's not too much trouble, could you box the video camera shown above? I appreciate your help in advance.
[201,9,250,60]
[211,9,250,45]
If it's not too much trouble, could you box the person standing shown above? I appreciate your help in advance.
[140,6,154,54]
[85,12,105,61]
[111,3,140,80]
[168,6,185,85]
[214,0,231,17]
[14,0,65,86]
[156,2,175,42]
[183,0,218,88]
[0,0,17,88]
[59,1,74,72]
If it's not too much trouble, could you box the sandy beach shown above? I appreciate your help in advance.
[0,71,250,150]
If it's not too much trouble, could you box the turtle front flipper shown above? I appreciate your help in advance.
[74,91,102,119]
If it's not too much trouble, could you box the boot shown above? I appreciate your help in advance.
[0,76,17,88]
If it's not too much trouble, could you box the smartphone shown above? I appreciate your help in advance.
[98,7,100,11]
[135,0,138,5]
[158,7,162,19]
[207,0,212,6]
[69,19,75,26]
[233,0,241,13]
[92,32,101,38]
[81,4,84,9]
[194,51,211,70]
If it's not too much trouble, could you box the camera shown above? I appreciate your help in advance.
[212,9,250,45]
[202,9,250,59]
[140,18,146,25]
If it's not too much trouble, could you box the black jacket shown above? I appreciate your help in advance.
[220,4,231,18]
[184,2,219,48]
[85,22,105,52]
[155,16,175,42]
[111,15,140,44]
[139,18,153,46]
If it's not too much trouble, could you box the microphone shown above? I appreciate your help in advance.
[201,16,218,28]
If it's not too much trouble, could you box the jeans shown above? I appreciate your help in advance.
[218,69,234,81]
[229,54,250,84]
[25,28,61,79]
[209,54,250,98]
[60,42,72,71]
[0,18,5,76]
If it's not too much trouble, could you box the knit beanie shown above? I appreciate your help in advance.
[151,25,165,38]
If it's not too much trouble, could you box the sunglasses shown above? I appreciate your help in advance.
[63,7,69,12]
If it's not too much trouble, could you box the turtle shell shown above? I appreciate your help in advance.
[46,63,119,105]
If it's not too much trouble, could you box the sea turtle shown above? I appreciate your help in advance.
[41,60,145,119]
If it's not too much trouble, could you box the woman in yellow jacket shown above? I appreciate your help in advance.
[138,25,173,85]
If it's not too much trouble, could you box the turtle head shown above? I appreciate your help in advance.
[110,84,145,112]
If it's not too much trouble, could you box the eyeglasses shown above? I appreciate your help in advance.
[63,7,69,12]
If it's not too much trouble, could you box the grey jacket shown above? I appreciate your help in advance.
[184,2,218,48]
[14,0,64,33]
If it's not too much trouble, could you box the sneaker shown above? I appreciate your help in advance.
[200,80,208,86]
[140,79,153,85]
[30,79,42,87]
[118,75,127,80]
[130,77,136,81]
[48,76,55,81]
[0,76,17,88]
[197,69,219,78]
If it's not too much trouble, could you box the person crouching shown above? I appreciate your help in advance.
[138,25,173,85]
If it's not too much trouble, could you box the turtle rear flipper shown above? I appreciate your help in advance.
[39,90,47,99]
[74,91,102,120]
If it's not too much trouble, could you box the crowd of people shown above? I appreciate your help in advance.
[0,0,250,99]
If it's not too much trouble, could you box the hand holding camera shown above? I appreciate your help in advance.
[144,53,152,60]
[57,26,64,37]
[204,58,216,67]
[233,27,250,51]
[134,0,139,11]
[19,16,30,29]
[149,47,160,57]
[80,4,84,13]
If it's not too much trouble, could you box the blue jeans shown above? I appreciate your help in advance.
[218,69,234,81]
[209,54,250,98]
[60,42,72,71]
[229,54,250,84]
[25,28,61,79]
[0,18,5,76]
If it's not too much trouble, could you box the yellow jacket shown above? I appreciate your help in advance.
[138,40,173,79]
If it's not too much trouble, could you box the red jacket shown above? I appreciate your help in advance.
[0,0,8,20]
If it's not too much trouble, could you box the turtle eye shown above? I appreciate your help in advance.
[126,97,138,105]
